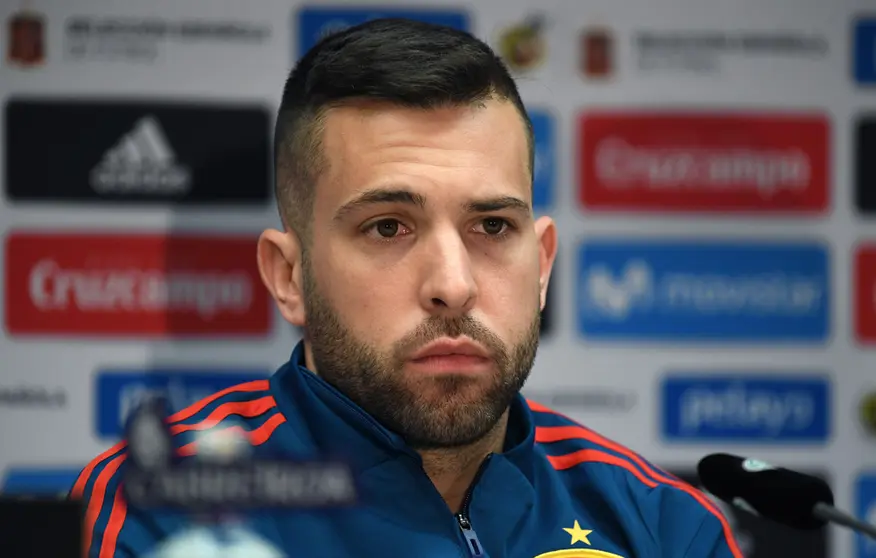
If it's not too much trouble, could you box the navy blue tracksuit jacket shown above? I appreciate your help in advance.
[73,342,742,557]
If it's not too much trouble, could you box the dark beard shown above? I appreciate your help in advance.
[301,260,540,450]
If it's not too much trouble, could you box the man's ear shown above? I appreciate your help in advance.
[533,216,558,310]
[257,228,306,327]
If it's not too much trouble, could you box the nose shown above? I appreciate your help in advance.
[419,228,478,316]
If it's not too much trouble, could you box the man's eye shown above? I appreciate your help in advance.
[370,219,404,238]
[480,218,509,235]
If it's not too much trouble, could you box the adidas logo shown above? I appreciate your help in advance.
[89,116,191,195]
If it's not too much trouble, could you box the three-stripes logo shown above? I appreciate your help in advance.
[4,98,271,204]
[90,115,190,195]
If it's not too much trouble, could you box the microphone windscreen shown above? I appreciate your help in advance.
[697,453,832,531]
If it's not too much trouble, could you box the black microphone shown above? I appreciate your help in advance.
[697,453,876,540]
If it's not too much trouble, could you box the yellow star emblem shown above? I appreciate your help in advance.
[562,520,593,545]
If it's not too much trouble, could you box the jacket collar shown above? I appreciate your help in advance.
[270,341,537,483]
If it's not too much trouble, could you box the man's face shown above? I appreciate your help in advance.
[294,99,555,449]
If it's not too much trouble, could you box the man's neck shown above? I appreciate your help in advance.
[302,341,511,512]
[418,411,510,514]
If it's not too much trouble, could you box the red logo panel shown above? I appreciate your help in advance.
[4,232,271,336]
[579,112,830,212]
[856,244,876,343]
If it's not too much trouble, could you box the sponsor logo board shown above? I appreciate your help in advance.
[4,99,270,204]
[1,468,82,496]
[856,117,876,213]
[579,112,829,212]
[524,389,636,413]
[579,27,614,79]
[661,373,830,442]
[530,109,554,211]
[577,239,830,342]
[296,7,469,56]
[496,15,547,74]
[635,30,828,75]
[857,472,876,557]
[64,16,269,63]
[0,386,66,408]
[854,18,876,85]
[4,232,271,336]
[854,244,876,343]
[5,7,46,68]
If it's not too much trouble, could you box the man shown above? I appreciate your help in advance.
[73,19,742,558]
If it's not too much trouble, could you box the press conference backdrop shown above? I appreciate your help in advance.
[1,0,875,556]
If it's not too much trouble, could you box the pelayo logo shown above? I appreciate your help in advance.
[661,373,831,442]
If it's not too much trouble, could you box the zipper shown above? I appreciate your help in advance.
[455,453,492,557]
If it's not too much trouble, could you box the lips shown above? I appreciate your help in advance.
[407,338,492,374]
[408,338,490,361]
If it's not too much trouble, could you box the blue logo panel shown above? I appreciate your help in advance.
[661,374,830,442]
[577,239,830,342]
[296,7,470,56]
[854,18,876,84]
[856,473,876,557]
[95,369,269,438]
[530,110,554,211]
[2,468,82,496]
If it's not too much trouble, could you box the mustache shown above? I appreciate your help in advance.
[394,315,508,364]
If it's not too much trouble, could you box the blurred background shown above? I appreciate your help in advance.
[1,0,874,555]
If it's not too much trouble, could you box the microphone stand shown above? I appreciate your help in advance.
[813,502,876,540]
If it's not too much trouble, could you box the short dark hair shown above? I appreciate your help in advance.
[273,17,534,245]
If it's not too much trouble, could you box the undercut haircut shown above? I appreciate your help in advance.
[273,17,534,248]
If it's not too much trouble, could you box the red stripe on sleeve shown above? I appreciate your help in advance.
[167,380,270,423]
[170,396,276,434]
[176,413,287,456]
[70,442,126,500]
[82,454,126,557]
[99,486,128,558]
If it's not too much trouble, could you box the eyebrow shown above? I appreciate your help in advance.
[465,196,531,215]
[334,188,531,221]
[334,188,426,221]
